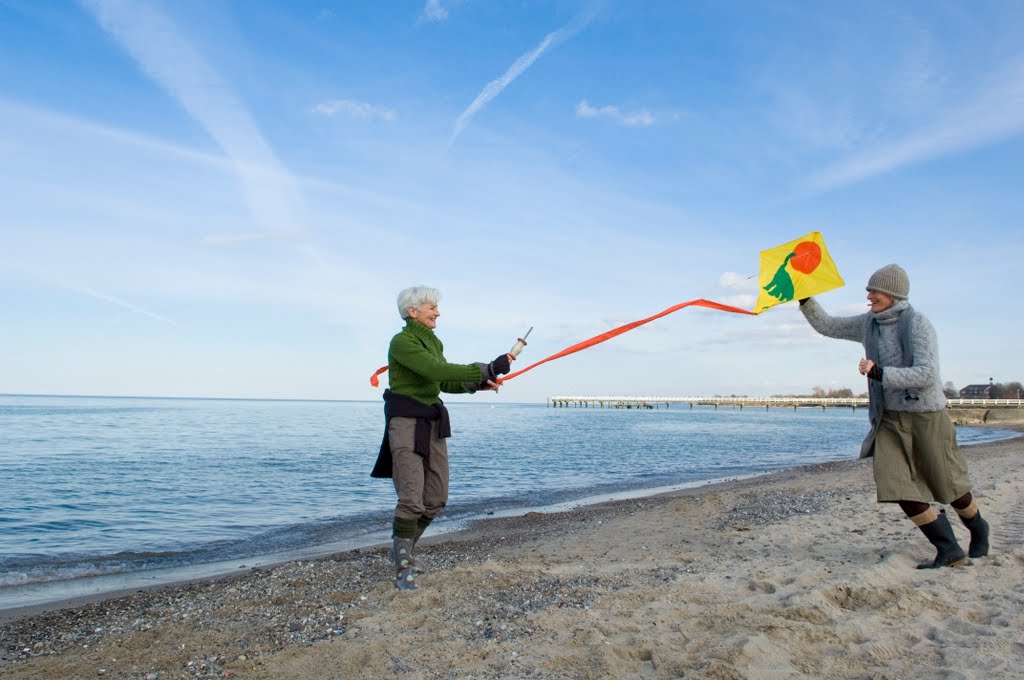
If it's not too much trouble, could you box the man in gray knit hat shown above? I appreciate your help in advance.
[798,264,991,569]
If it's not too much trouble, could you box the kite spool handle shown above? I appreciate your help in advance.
[509,337,528,358]
[509,326,533,358]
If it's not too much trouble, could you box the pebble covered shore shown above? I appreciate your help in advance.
[3,433,1022,679]
[0,460,868,679]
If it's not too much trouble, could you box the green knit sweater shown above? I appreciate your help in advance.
[387,319,483,405]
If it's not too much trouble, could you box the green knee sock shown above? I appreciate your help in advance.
[392,517,418,540]
[415,517,432,540]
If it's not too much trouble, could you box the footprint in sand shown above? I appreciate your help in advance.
[861,638,907,661]
[989,498,1024,551]
[747,580,777,594]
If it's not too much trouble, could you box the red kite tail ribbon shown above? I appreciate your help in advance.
[497,298,755,383]
[369,366,389,387]
[368,298,754,387]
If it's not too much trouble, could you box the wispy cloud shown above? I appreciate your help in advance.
[1,98,398,220]
[200,229,308,246]
[79,0,303,232]
[71,282,177,326]
[0,97,227,168]
[713,271,758,310]
[718,271,758,292]
[420,0,448,23]
[807,58,1024,191]
[311,99,397,121]
[449,14,592,147]
[7,258,177,326]
[576,100,657,127]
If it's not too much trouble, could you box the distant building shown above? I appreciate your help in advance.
[959,384,994,398]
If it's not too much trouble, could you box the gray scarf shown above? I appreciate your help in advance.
[862,300,913,457]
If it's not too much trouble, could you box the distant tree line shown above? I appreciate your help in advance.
[992,382,1023,398]
[772,386,864,399]
[945,380,1023,399]
[810,386,857,398]
[776,380,1022,400]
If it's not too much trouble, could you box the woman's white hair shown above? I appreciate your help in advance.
[396,286,441,319]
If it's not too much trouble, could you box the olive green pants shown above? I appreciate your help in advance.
[872,410,971,504]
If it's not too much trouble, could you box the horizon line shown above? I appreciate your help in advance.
[0,393,544,405]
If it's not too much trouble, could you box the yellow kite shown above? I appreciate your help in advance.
[754,231,844,313]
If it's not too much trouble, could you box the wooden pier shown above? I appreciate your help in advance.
[547,396,1024,411]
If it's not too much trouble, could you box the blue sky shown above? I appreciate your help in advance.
[1,0,1021,403]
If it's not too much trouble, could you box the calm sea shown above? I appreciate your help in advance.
[0,394,1017,609]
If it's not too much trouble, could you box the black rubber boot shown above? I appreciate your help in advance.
[960,511,990,558]
[916,511,967,569]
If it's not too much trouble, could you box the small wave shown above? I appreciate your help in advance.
[957,428,1021,445]
[0,512,390,588]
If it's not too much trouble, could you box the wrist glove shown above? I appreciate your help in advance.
[476,361,497,389]
[867,365,883,382]
[490,353,512,376]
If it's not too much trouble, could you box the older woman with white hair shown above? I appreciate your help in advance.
[371,285,513,590]
[799,264,990,570]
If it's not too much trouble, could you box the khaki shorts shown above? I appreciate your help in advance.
[872,410,971,503]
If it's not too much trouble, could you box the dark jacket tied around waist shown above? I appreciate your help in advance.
[371,389,452,479]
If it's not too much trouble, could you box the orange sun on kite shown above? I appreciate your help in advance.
[789,241,822,274]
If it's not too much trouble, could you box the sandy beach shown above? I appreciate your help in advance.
[3,426,1023,679]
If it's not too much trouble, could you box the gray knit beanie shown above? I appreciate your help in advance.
[866,264,909,299]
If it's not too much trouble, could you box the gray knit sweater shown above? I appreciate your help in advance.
[800,298,947,413]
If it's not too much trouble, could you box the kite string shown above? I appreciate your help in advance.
[497,298,755,383]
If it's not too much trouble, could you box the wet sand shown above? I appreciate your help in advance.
[2,428,1023,679]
